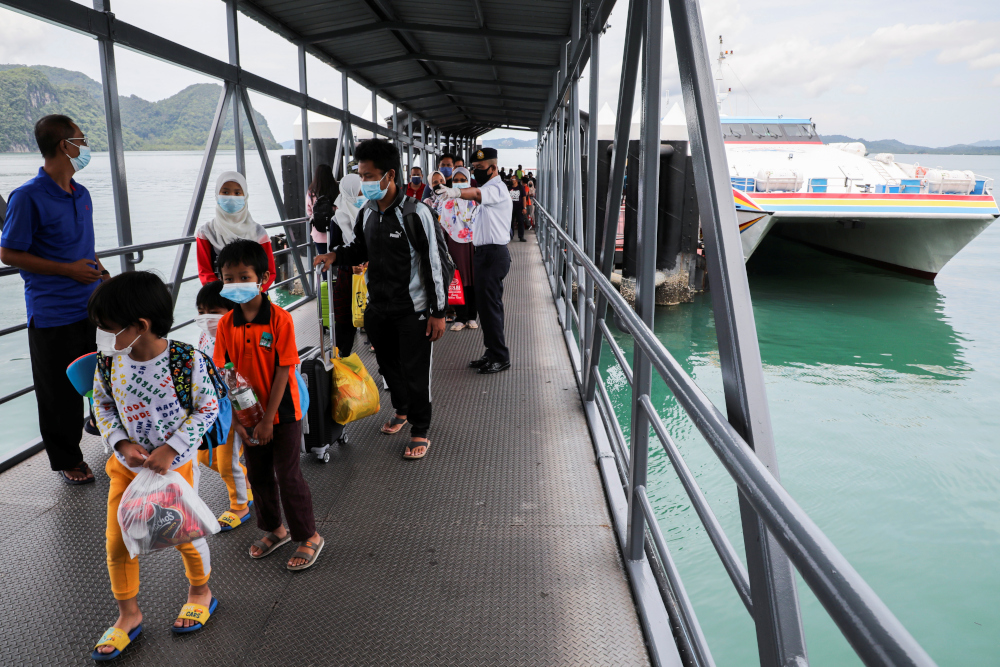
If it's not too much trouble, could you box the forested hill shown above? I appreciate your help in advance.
[820,134,1000,156]
[0,65,281,152]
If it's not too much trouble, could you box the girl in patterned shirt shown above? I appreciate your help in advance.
[89,271,221,659]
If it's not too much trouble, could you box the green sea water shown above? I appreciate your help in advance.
[600,155,1000,665]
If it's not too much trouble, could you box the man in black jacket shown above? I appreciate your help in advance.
[314,139,447,460]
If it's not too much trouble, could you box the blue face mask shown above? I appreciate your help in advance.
[361,173,389,201]
[217,195,246,214]
[454,182,470,189]
[439,166,453,178]
[356,196,367,208]
[219,282,261,304]
[411,176,422,185]
[66,142,91,172]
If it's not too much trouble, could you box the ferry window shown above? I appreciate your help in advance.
[723,124,745,139]
[748,124,782,138]
[783,124,815,138]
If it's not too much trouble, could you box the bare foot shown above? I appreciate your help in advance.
[63,462,94,482]
[173,583,213,629]
[249,525,288,558]
[96,603,142,655]
[287,531,322,568]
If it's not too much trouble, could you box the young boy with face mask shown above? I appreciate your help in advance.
[194,281,254,532]
[89,271,221,659]
[212,239,324,571]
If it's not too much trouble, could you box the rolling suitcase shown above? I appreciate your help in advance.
[300,267,347,463]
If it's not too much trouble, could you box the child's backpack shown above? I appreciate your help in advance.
[98,341,232,466]
[401,196,455,315]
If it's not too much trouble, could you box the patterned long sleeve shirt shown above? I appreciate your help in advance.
[93,345,220,473]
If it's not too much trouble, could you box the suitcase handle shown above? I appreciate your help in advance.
[314,265,336,371]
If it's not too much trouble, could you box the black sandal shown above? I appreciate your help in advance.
[380,416,407,435]
[60,461,95,485]
[249,531,291,559]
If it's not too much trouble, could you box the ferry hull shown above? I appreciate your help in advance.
[738,210,775,260]
[772,215,996,278]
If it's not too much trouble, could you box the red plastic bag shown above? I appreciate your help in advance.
[117,468,220,558]
[447,270,465,305]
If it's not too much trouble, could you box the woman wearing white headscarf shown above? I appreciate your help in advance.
[196,171,276,290]
[431,166,478,331]
[328,174,364,356]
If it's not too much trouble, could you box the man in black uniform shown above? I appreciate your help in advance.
[509,176,527,242]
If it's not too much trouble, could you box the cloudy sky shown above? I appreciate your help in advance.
[1,0,998,146]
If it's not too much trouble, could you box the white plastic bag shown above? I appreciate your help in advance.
[117,468,220,558]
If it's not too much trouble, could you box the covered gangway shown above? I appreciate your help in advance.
[0,1,940,666]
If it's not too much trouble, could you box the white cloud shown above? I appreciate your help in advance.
[969,53,1000,69]
[0,11,46,63]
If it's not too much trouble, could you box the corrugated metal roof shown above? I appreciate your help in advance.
[239,0,571,135]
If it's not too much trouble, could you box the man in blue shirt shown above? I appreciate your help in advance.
[1,115,108,484]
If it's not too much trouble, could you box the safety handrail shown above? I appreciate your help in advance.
[535,201,935,667]
[0,218,316,411]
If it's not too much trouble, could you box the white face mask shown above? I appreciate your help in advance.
[195,313,223,337]
[96,327,140,357]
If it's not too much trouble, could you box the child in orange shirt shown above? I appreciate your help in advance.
[212,240,324,571]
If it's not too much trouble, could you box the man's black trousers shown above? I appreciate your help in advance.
[364,309,433,439]
[27,317,96,471]
[511,209,526,241]
[473,244,511,365]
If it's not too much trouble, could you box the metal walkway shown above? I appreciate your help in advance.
[0,235,650,666]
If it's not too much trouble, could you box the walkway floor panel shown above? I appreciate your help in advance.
[0,235,650,666]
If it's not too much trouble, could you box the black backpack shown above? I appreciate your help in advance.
[400,197,455,315]
[312,194,334,234]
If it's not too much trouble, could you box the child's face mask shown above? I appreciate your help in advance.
[220,282,261,304]
[195,313,223,337]
[96,327,140,357]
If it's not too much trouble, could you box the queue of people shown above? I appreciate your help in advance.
[0,114,534,660]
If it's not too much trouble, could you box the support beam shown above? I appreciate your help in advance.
[302,21,569,45]
[93,0,134,273]
[395,91,548,105]
[351,53,556,71]
[298,44,310,211]
[667,0,810,662]
[379,75,553,90]
[226,0,244,174]
[169,85,230,302]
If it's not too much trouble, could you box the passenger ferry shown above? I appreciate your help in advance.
[723,117,999,278]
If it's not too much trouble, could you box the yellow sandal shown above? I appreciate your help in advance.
[171,597,218,634]
[92,624,142,661]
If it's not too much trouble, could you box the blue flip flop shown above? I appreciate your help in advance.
[92,624,142,661]
[171,597,218,634]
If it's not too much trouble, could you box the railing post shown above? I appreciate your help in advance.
[584,0,647,403]
[226,0,245,175]
[169,84,230,302]
[667,0,809,664]
[93,1,135,274]
[626,0,663,563]
[583,26,600,384]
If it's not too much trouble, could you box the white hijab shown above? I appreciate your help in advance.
[332,174,362,245]
[198,171,261,250]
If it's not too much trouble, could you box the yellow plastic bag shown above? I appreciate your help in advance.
[352,271,367,328]
[331,353,380,425]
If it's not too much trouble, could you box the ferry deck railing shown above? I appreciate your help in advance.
[0,217,318,473]
[533,0,938,663]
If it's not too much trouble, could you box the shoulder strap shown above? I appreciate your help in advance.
[401,196,430,254]
[168,340,195,412]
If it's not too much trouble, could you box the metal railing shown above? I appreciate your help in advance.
[535,202,935,666]
[0,218,317,465]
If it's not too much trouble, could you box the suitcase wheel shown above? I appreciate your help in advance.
[321,450,331,463]
[338,433,349,446]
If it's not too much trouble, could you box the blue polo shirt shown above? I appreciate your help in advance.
[1,168,98,328]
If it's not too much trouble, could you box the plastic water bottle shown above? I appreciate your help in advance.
[223,363,265,431]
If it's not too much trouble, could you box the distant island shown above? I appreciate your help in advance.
[482,137,536,149]
[0,65,281,153]
[820,134,1000,156]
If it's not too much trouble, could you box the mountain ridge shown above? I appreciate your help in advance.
[820,134,1000,156]
[0,65,280,152]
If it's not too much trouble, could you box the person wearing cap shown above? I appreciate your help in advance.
[434,147,512,375]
